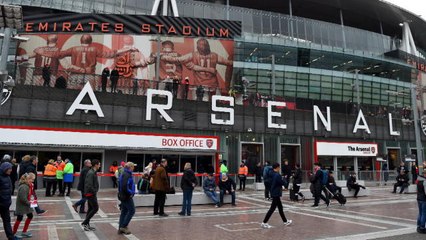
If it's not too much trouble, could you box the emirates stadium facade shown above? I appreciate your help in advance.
[0,0,426,187]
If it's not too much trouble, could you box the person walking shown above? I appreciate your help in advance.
[118,162,136,235]
[18,155,47,215]
[72,159,91,214]
[179,163,197,216]
[261,163,293,229]
[0,162,14,240]
[81,159,101,231]
[43,159,57,197]
[56,156,65,196]
[238,162,248,191]
[63,159,74,196]
[13,173,36,238]
[310,163,329,207]
[109,161,119,188]
[416,169,426,234]
[292,163,305,202]
[151,159,169,217]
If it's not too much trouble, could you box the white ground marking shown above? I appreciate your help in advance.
[110,223,140,240]
[65,197,81,220]
[96,207,108,218]
[47,225,59,240]
[317,227,417,240]
[288,210,388,230]
[214,222,267,232]
[79,223,100,240]
[332,208,417,223]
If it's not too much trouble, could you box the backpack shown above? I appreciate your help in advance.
[320,169,329,185]
[263,166,274,183]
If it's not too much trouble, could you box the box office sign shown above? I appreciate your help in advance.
[316,141,378,157]
[0,126,218,151]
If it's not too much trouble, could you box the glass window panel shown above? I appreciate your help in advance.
[82,152,103,172]
[37,151,60,172]
[196,155,214,173]
[61,152,81,173]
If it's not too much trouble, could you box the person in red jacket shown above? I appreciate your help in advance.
[238,162,248,191]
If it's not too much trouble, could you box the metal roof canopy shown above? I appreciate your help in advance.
[227,0,426,51]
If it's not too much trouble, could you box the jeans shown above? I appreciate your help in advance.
[220,190,235,205]
[74,191,87,212]
[204,190,219,204]
[0,205,13,240]
[119,198,135,228]
[181,190,193,215]
[263,197,288,223]
[82,196,99,225]
[153,191,166,215]
[418,200,426,229]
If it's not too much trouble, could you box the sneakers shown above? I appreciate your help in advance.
[215,203,220,208]
[37,210,48,215]
[326,201,331,208]
[178,212,185,216]
[20,231,32,238]
[261,222,272,229]
[284,220,293,226]
[82,223,96,231]
[301,196,306,203]
[72,205,78,213]
[118,227,131,235]
[311,204,319,208]
[159,213,169,217]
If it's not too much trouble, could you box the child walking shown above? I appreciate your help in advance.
[13,173,36,238]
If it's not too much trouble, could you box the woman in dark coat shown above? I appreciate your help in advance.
[179,163,197,216]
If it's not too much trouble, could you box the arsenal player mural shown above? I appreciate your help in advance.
[16,34,234,94]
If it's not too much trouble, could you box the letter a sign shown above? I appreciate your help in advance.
[66,82,104,117]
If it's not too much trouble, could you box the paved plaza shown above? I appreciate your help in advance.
[0,186,423,240]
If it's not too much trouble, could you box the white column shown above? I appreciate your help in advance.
[333,156,338,176]
[354,157,359,178]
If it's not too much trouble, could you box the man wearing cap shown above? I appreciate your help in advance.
[203,173,220,207]
[118,162,136,235]
[0,162,14,240]
[218,174,236,207]
[151,159,169,217]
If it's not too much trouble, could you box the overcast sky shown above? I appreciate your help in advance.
[384,0,426,20]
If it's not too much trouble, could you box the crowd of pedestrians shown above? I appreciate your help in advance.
[2,153,426,238]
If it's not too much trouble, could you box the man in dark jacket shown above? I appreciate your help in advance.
[263,161,273,200]
[118,162,136,235]
[73,159,91,213]
[81,159,100,231]
[10,158,18,195]
[282,160,292,190]
[292,164,305,201]
[347,172,366,198]
[101,67,110,92]
[310,163,329,207]
[416,169,426,234]
[393,171,409,194]
[327,171,342,194]
[261,163,292,229]
[110,68,119,93]
[218,174,236,206]
[0,162,14,240]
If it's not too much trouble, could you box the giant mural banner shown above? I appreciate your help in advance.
[16,34,234,93]
[16,14,239,94]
